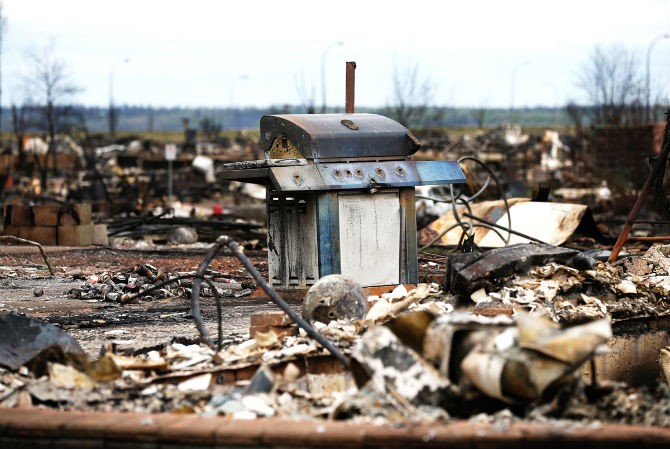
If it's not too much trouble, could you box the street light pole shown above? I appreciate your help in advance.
[320,41,343,113]
[646,34,670,123]
[108,58,130,137]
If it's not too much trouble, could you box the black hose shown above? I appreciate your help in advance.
[191,237,229,349]
[419,155,513,251]
[123,272,224,351]
[457,155,512,246]
[192,235,351,369]
[462,212,549,245]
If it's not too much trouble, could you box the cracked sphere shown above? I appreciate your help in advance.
[302,274,367,323]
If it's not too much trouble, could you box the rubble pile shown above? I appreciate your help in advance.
[68,264,254,303]
[1,266,670,427]
[447,243,670,323]
[416,125,621,214]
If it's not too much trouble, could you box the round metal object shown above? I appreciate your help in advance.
[302,274,367,323]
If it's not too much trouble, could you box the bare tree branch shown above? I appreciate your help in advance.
[293,70,317,114]
[385,60,442,129]
[20,41,83,188]
[577,44,645,127]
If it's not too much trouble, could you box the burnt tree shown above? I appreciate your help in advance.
[577,44,645,127]
[22,42,81,188]
[385,60,443,129]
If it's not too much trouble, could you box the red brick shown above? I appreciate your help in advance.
[60,411,125,439]
[474,306,515,317]
[59,203,92,226]
[8,205,32,226]
[32,205,60,226]
[250,310,293,327]
[1,224,19,237]
[103,413,160,442]
[249,325,298,339]
[362,424,418,448]
[20,226,58,245]
[0,408,68,438]
[260,419,317,447]
[306,420,367,448]
[92,224,108,246]
[58,224,93,246]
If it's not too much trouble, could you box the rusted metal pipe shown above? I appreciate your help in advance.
[626,236,670,242]
[345,61,356,113]
[3,408,670,448]
[609,110,670,262]
[608,148,669,261]
[0,235,55,276]
[607,143,668,261]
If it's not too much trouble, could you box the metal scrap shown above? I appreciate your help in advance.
[0,273,668,427]
[0,236,55,276]
[364,283,437,323]
[352,309,612,415]
[68,264,246,303]
[0,312,87,375]
[459,314,611,402]
[352,325,451,410]
[420,200,596,249]
[447,243,595,296]
[447,243,670,323]
[191,235,351,368]
[302,274,368,324]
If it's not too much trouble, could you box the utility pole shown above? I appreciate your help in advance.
[108,58,129,137]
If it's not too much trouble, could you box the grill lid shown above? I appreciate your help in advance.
[259,113,421,161]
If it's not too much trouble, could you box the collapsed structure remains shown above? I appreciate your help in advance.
[1,108,670,448]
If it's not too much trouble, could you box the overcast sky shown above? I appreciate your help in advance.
[2,0,669,109]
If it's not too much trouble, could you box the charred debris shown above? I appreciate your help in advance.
[1,113,670,431]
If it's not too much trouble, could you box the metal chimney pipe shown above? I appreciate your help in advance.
[345,61,356,113]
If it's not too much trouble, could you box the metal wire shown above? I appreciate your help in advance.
[122,272,224,351]
[463,212,548,245]
[419,155,513,252]
[191,237,231,349]
[189,235,351,368]
[222,236,351,368]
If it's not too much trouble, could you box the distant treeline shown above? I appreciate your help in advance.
[0,105,571,134]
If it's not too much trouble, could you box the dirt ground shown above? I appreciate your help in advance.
[0,244,292,357]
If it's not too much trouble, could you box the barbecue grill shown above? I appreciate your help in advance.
[222,113,465,294]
